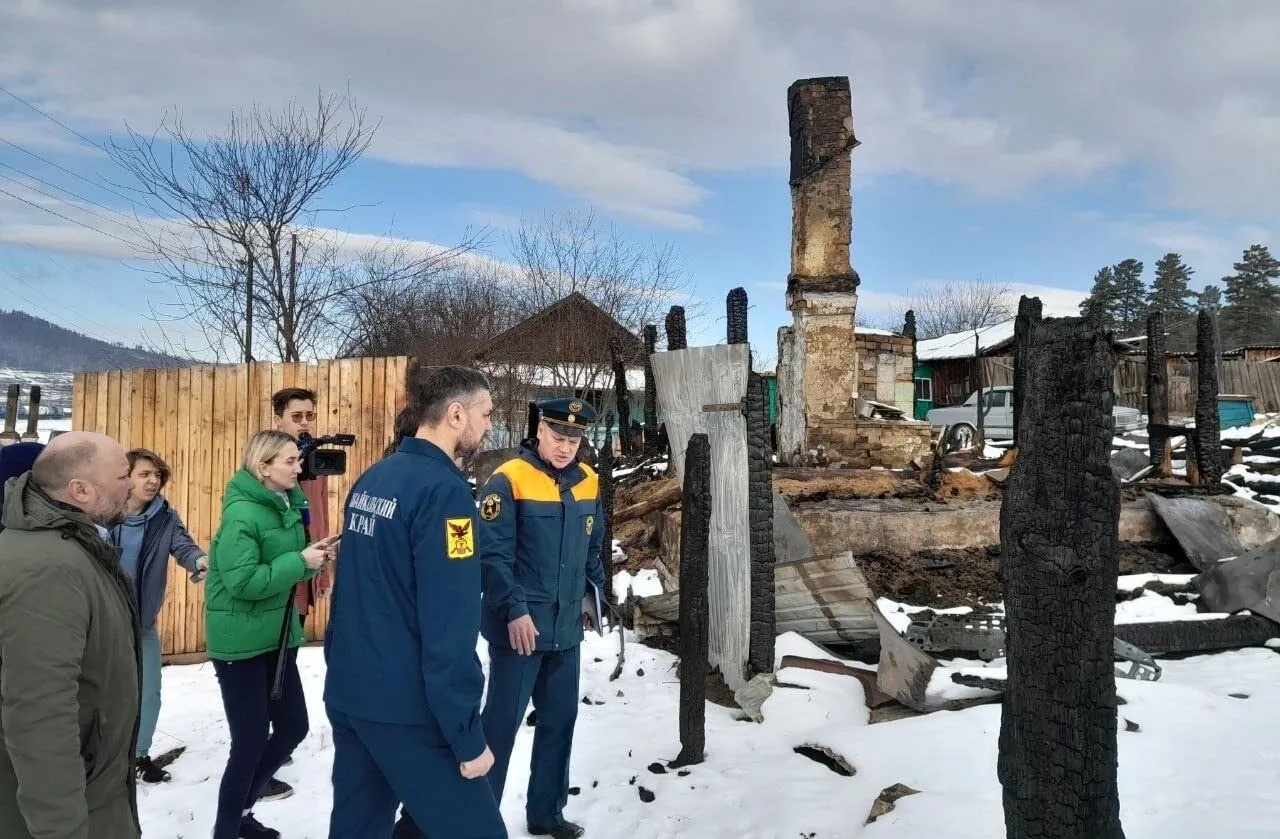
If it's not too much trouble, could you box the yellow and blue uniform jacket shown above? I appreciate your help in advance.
[478,442,606,652]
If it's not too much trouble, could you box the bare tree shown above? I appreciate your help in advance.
[902,279,1015,340]
[107,90,478,362]
[507,208,695,336]
[339,256,519,363]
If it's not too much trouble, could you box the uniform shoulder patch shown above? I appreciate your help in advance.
[445,517,475,560]
[480,492,502,521]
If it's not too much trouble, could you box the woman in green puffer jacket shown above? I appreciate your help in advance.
[205,430,338,839]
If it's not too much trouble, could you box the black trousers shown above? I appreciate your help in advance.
[211,647,309,839]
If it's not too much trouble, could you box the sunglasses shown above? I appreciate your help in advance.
[288,411,317,422]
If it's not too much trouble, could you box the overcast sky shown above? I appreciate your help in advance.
[1,1,1278,358]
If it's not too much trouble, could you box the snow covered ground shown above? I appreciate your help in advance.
[138,627,1280,839]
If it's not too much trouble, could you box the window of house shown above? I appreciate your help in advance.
[914,377,933,401]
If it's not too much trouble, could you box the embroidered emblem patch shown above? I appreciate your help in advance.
[568,400,584,413]
[585,514,594,535]
[480,493,502,521]
[445,518,475,560]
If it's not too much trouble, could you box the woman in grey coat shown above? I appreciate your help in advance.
[109,448,207,784]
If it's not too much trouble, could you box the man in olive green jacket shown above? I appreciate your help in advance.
[0,431,141,839]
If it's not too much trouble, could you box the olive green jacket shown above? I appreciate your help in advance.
[0,472,142,839]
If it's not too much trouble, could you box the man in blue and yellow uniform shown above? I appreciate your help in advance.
[478,397,606,839]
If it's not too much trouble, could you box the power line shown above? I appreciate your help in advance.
[0,137,140,209]
[0,184,148,254]
[0,84,107,152]
[0,172,152,250]
[0,159,158,235]
[0,261,134,345]
[0,220,149,320]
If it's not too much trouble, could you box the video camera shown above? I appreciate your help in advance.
[296,431,356,481]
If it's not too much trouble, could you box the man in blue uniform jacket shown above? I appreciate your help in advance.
[324,366,507,839]
[478,396,606,839]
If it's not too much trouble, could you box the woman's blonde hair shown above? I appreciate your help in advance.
[241,430,298,479]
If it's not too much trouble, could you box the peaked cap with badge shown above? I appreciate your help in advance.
[532,396,598,439]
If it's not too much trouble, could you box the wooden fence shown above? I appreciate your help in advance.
[73,357,413,660]
[1113,357,1280,415]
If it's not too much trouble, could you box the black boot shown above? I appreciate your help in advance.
[238,813,281,838]
[393,812,425,838]
[134,756,171,784]
[529,822,585,839]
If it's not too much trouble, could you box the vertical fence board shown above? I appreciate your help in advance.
[68,357,414,659]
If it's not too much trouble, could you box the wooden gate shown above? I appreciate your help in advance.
[651,343,752,691]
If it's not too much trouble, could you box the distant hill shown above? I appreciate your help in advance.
[0,310,187,373]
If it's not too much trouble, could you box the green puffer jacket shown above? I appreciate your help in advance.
[205,468,317,661]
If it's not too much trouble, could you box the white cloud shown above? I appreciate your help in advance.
[1108,218,1278,288]
[0,1,1278,229]
[856,281,1086,323]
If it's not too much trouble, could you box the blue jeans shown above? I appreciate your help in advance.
[137,627,162,758]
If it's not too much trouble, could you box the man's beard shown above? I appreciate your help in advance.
[453,427,485,460]
[96,508,127,528]
[92,499,129,528]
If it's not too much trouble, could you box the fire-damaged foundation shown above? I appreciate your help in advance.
[618,470,1280,642]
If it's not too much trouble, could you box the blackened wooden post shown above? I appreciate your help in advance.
[665,306,687,351]
[643,324,659,456]
[599,410,616,602]
[998,308,1126,839]
[727,287,748,344]
[745,370,776,677]
[973,332,985,449]
[903,309,917,419]
[1195,309,1222,485]
[1012,296,1041,447]
[674,432,711,767]
[609,339,632,457]
[1146,312,1169,474]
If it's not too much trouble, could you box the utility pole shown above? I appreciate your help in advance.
[287,233,299,361]
[244,246,254,363]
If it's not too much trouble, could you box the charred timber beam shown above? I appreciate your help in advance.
[1194,310,1222,485]
[674,433,711,767]
[609,339,632,457]
[1012,296,1041,447]
[1146,312,1169,473]
[998,306,1126,839]
[727,287,748,345]
[599,411,616,603]
[643,324,659,456]
[745,370,776,677]
[665,306,687,352]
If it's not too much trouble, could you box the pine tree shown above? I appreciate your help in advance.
[1222,244,1280,348]
[1198,284,1223,311]
[1080,266,1117,331]
[1148,253,1196,352]
[1147,253,1195,316]
[1110,258,1147,336]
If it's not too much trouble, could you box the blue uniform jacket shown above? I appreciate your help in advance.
[478,442,606,652]
[323,437,487,763]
